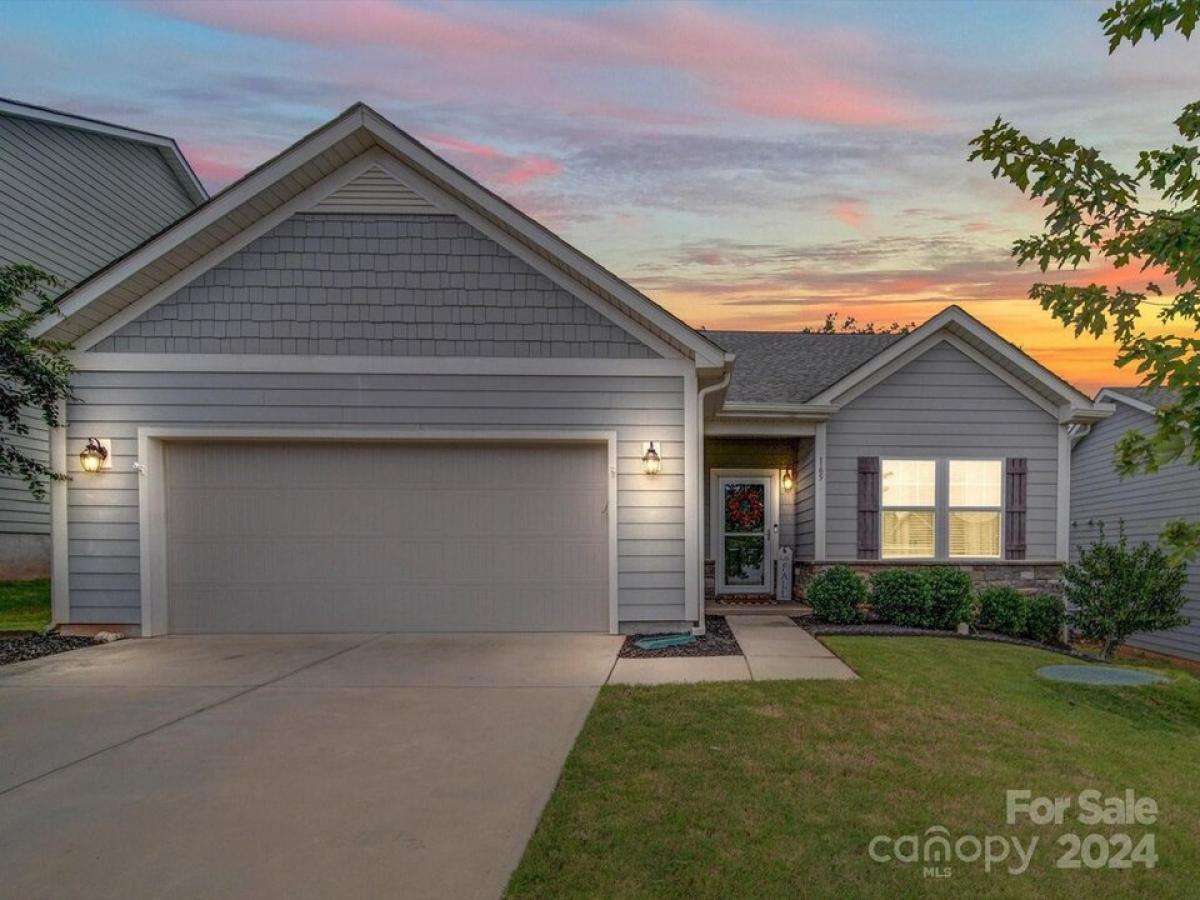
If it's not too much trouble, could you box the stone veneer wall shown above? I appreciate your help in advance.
[705,560,1062,604]
[794,561,1063,600]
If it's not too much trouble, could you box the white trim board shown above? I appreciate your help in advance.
[819,332,1061,419]
[1095,388,1158,415]
[1056,424,1071,561]
[807,306,1100,418]
[682,366,700,625]
[49,401,69,625]
[134,426,622,636]
[69,352,695,377]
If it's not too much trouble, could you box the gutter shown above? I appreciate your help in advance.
[692,362,734,636]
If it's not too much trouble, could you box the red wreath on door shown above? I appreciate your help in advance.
[726,487,764,531]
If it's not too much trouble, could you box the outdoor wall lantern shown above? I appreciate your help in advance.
[641,441,662,476]
[781,468,795,492]
[79,437,110,473]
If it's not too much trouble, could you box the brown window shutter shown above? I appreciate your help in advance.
[857,456,880,560]
[1005,457,1027,560]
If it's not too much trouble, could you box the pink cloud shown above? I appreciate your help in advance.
[138,0,930,129]
[178,142,270,190]
[832,201,866,228]
[420,133,562,188]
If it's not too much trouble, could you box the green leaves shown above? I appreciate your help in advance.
[1063,525,1189,659]
[972,0,1200,564]
[1100,0,1200,52]
[0,264,73,500]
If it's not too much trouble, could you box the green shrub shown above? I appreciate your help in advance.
[977,587,1027,637]
[806,566,866,624]
[1064,527,1188,660]
[921,567,974,630]
[1024,593,1066,644]
[870,569,932,627]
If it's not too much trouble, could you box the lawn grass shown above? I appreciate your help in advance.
[0,579,51,632]
[508,638,1200,899]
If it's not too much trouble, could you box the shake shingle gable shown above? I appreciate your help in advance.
[704,331,904,404]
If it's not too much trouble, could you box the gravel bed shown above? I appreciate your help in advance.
[793,617,1103,662]
[0,633,96,666]
[620,616,742,658]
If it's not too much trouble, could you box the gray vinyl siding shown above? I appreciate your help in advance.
[310,165,442,214]
[704,437,802,560]
[66,369,686,626]
[1071,403,1200,661]
[0,410,50,534]
[794,439,815,561]
[825,342,1061,560]
[0,112,198,537]
[94,214,657,359]
[0,113,194,290]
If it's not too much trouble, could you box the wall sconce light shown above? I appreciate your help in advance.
[641,441,662,475]
[79,437,111,473]
[781,467,795,492]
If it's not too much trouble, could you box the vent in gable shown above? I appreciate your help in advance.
[309,164,445,214]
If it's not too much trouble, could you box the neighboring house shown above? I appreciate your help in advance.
[1071,388,1200,662]
[33,103,1112,636]
[0,98,206,578]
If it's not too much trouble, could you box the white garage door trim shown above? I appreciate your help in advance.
[136,427,619,636]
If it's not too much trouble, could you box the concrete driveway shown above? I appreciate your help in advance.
[0,632,622,900]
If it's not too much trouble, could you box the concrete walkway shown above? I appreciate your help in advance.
[608,615,858,684]
[0,632,622,900]
[728,615,858,681]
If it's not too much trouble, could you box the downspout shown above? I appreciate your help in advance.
[692,364,733,636]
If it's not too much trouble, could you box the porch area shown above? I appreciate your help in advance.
[704,436,815,607]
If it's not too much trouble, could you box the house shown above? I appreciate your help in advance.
[1071,388,1200,663]
[0,98,206,578]
[33,103,1112,636]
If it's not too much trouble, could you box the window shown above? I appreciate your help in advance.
[879,458,1004,559]
[881,459,936,558]
[949,459,1002,558]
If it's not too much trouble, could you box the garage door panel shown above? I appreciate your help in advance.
[164,441,610,633]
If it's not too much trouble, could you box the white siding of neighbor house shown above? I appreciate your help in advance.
[65,368,688,628]
[824,341,1061,560]
[1071,403,1200,661]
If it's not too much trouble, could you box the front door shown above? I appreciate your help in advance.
[715,474,775,595]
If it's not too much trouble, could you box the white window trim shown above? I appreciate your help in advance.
[880,456,1006,562]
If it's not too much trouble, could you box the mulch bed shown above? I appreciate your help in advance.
[0,633,96,667]
[620,615,742,658]
[793,616,1104,663]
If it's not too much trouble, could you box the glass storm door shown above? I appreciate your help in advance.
[718,476,773,594]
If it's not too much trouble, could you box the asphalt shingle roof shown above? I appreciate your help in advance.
[705,330,906,404]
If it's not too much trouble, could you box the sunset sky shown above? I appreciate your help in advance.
[4,0,1197,393]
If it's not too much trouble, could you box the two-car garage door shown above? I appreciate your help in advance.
[163,441,610,633]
